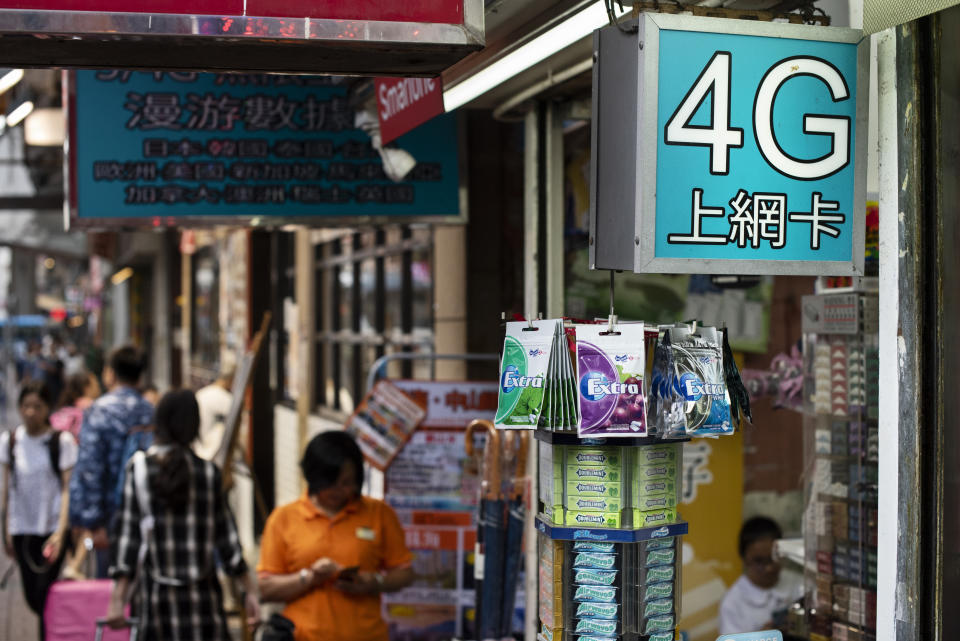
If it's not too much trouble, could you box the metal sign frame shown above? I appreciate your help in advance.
[0,2,483,75]
[633,14,869,276]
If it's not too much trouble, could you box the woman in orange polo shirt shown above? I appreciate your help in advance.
[258,431,414,641]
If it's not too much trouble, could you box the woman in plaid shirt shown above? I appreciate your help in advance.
[105,389,260,640]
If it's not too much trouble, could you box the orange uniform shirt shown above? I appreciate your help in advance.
[258,494,414,641]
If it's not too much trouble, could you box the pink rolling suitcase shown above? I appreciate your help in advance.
[44,579,131,641]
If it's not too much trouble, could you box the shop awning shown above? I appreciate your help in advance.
[0,0,484,75]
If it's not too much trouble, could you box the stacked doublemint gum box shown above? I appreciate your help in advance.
[539,442,681,528]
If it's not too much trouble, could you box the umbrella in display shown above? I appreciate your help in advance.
[499,430,529,639]
[466,419,504,641]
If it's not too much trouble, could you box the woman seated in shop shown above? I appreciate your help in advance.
[257,431,414,641]
[719,516,802,635]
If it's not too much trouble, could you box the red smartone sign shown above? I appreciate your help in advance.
[375,77,446,145]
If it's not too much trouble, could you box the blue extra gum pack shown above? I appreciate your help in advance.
[649,324,734,437]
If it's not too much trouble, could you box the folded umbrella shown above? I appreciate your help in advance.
[499,431,529,639]
[466,419,504,641]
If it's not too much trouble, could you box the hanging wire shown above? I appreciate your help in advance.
[609,270,615,320]
[605,270,619,335]
[605,0,638,34]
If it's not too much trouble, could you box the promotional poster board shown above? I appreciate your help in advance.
[383,380,499,641]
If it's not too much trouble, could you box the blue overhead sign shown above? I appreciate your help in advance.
[68,71,461,227]
[633,15,868,275]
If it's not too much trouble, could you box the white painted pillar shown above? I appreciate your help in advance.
[875,27,899,641]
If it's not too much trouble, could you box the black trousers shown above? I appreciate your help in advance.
[12,533,67,641]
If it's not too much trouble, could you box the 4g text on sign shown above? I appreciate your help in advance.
[647,15,868,274]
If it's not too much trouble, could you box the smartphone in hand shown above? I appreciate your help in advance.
[337,566,360,582]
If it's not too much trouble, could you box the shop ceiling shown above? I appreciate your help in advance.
[0,0,484,76]
[445,0,838,114]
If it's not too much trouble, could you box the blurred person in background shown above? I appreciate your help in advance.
[139,383,160,407]
[719,516,801,635]
[68,346,152,577]
[105,389,259,639]
[50,370,101,440]
[257,431,413,641]
[1,381,78,640]
[63,343,86,378]
[192,368,234,461]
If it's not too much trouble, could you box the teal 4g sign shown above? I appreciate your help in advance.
[636,14,868,275]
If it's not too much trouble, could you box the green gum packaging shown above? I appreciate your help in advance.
[573,585,618,602]
[566,479,622,498]
[634,443,679,465]
[633,508,677,527]
[645,565,675,584]
[495,320,558,429]
[634,478,677,498]
[643,598,674,618]
[574,619,618,636]
[575,602,619,619]
[644,615,675,634]
[635,494,677,510]
[646,537,675,551]
[573,552,618,569]
[644,581,674,600]
[573,568,619,586]
[568,466,622,483]
[634,463,676,482]
[567,448,624,467]
[646,549,676,567]
[566,510,623,528]
[568,495,624,513]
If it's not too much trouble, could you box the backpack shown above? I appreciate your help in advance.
[7,427,64,488]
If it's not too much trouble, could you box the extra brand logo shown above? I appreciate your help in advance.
[500,365,544,393]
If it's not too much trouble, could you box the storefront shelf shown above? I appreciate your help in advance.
[535,515,688,542]
[533,429,690,447]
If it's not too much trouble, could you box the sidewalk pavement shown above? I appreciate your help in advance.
[0,553,40,640]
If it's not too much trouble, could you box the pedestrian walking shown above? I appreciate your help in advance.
[104,389,259,640]
[68,345,153,576]
[192,368,234,461]
[257,431,414,641]
[0,380,78,641]
[50,370,101,439]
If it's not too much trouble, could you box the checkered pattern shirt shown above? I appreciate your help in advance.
[110,449,247,641]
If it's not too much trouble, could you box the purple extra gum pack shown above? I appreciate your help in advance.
[576,323,647,438]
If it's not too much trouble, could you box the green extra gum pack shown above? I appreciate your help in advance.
[495,319,557,429]
[495,319,580,430]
